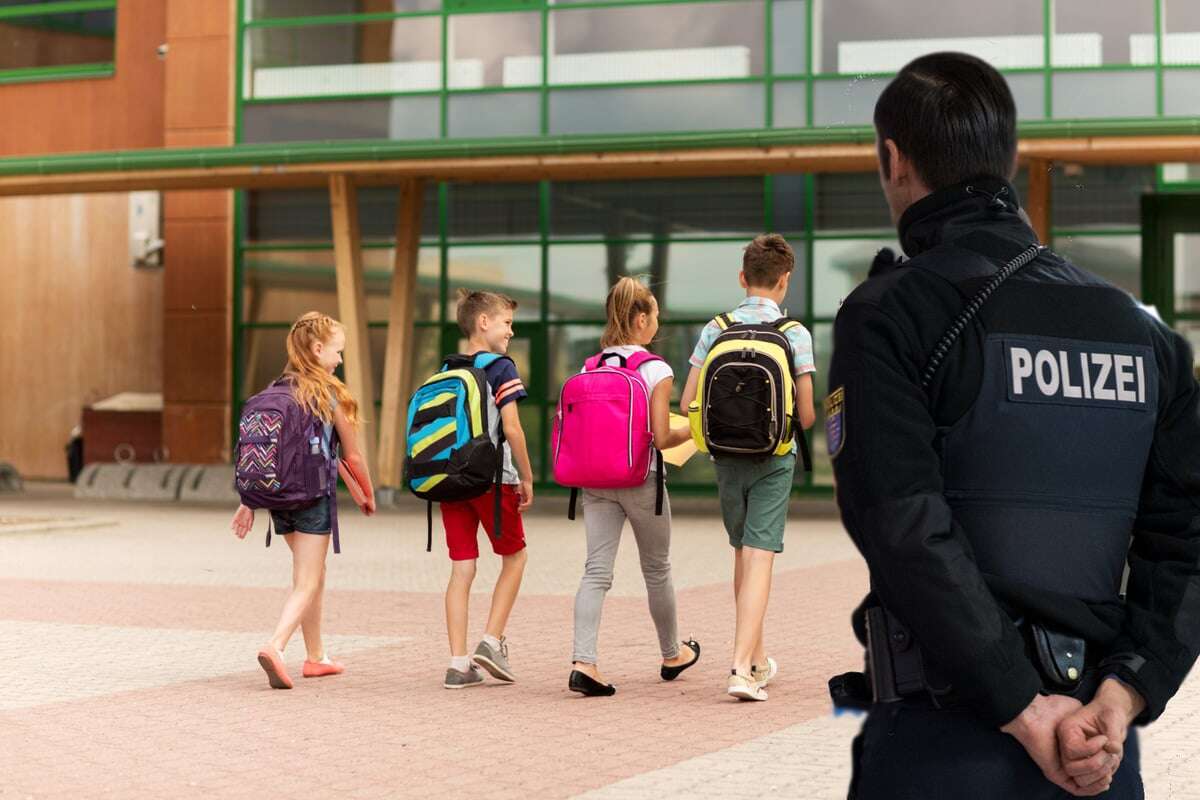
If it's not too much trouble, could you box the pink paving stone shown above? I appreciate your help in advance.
[1,559,868,798]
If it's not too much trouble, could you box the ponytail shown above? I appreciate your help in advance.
[600,276,656,348]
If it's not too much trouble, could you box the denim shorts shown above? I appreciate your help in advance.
[270,497,331,535]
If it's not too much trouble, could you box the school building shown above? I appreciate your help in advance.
[2,0,1200,495]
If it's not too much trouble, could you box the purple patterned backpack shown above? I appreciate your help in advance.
[235,379,341,552]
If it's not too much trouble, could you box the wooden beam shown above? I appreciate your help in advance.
[377,178,424,489]
[329,173,378,478]
[3,135,1200,197]
[1025,158,1053,244]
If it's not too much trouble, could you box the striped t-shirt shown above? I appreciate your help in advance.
[472,352,528,485]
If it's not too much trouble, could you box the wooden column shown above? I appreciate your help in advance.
[329,173,377,475]
[1026,158,1053,245]
[377,179,425,488]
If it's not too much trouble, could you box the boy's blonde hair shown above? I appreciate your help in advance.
[283,311,360,426]
[601,276,655,349]
[456,288,517,337]
[743,234,795,288]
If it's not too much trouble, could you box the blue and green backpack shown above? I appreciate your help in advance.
[404,353,509,550]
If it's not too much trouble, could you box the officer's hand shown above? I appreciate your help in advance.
[1002,693,1110,796]
[1057,679,1145,791]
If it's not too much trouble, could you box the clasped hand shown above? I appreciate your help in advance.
[1001,679,1144,796]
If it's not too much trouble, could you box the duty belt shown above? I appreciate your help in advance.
[829,606,1098,712]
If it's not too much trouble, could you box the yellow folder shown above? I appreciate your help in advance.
[662,413,698,467]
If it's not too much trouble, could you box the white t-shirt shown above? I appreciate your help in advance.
[584,344,674,472]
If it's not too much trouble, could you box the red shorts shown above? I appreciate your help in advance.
[441,485,527,561]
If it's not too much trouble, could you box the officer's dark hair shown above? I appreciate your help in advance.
[874,52,1017,190]
[742,233,794,289]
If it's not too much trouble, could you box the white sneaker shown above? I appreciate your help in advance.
[727,671,768,701]
[752,657,778,688]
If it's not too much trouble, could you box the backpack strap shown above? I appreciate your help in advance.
[654,450,665,516]
[264,514,273,548]
[713,313,736,331]
[591,351,629,369]
[568,487,579,521]
[326,420,342,555]
[772,317,802,334]
[492,422,506,540]
[426,500,433,553]
[794,427,813,473]
[625,350,665,372]
[474,352,511,371]
[441,353,475,371]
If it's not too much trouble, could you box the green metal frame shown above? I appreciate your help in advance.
[228,0,1197,494]
[0,1,116,86]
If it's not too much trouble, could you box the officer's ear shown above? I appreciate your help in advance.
[881,139,911,187]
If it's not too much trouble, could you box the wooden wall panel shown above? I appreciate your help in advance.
[161,0,235,464]
[0,194,163,479]
[0,0,166,155]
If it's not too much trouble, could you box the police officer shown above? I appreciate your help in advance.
[827,52,1200,799]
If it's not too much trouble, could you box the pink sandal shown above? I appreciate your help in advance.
[302,655,345,678]
[257,648,293,689]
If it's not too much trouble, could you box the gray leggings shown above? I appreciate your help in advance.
[572,475,680,664]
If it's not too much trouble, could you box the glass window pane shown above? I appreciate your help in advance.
[810,321,834,485]
[550,177,766,240]
[812,76,887,127]
[814,172,892,233]
[813,237,898,317]
[659,241,775,318]
[546,2,765,85]
[771,174,808,234]
[1172,321,1200,370]
[773,0,807,76]
[549,83,765,135]
[1051,165,1155,229]
[1175,233,1200,315]
[547,243,644,321]
[448,91,540,138]
[249,1,440,19]
[446,182,540,241]
[1164,69,1200,117]
[246,186,440,244]
[242,246,442,323]
[1057,0,1155,66]
[366,323,443,408]
[1162,163,1200,182]
[1163,0,1200,65]
[818,0,1043,74]
[447,245,541,319]
[1052,71,1156,119]
[1051,235,1141,299]
[547,324,606,397]
[242,97,441,142]
[0,9,115,70]
[449,12,540,89]
[773,81,807,127]
[245,19,443,99]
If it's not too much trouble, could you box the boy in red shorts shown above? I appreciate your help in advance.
[442,289,534,689]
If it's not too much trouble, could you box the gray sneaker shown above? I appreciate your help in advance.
[472,637,516,682]
[443,666,484,689]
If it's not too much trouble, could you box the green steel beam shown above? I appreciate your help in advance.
[8,119,1200,179]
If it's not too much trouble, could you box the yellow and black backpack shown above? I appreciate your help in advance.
[687,314,813,470]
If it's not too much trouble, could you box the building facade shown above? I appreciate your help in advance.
[3,0,1200,492]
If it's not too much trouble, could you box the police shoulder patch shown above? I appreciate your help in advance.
[824,386,845,459]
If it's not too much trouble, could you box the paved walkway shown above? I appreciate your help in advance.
[1,486,1197,798]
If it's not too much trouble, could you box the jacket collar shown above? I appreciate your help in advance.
[898,176,1038,258]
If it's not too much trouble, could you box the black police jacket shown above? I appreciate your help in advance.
[828,176,1200,728]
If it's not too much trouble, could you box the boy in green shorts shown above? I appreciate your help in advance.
[680,234,817,701]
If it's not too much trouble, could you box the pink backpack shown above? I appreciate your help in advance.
[552,350,665,520]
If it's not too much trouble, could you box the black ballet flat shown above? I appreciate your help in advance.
[660,639,701,682]
[568,669,616,697]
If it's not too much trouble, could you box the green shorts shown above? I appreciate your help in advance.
[713,452,796,553]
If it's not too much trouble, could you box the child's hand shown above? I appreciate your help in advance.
[360,494,377,517]
[517,479,534,512]
[231,504,254,539]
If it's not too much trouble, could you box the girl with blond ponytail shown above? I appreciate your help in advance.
[231,311,376,690]
[567,277,701,697]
